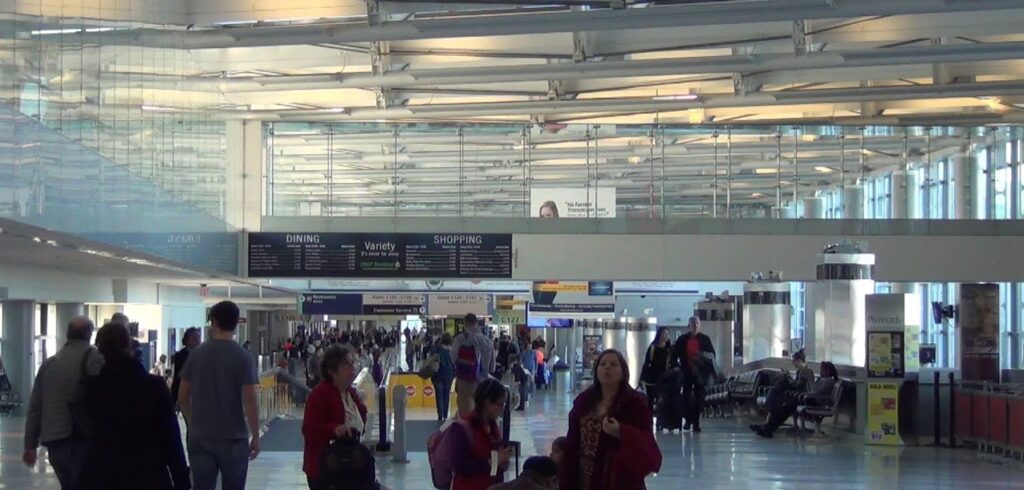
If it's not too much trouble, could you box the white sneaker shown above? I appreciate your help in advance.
[662,428,670,434]
[672,429,681,435]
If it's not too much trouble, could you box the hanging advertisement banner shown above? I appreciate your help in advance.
[960,283,1000,382]
[530,188,616,218]
[427,294,491,316]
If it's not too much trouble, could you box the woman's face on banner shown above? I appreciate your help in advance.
[540,205,557,218]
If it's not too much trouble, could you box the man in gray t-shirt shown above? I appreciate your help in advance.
[179,301,260,490]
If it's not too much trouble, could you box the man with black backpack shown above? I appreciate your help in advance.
[23,316,104,490]
[449,313,495,416]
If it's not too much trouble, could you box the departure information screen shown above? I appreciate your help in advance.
[247,232,513,278]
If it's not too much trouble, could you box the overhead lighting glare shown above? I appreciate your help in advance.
[322,107,347,113]
[815,166,834,174]
[141,105,176,112]
[31,27,114,36]
[751,192,765,198]
[652,94,699,102]
[754,168,778,175]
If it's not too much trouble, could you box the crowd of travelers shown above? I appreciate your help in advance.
[21,302,836,490]
[23,300,256,490]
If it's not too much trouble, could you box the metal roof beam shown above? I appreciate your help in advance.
[35,0,1024,49]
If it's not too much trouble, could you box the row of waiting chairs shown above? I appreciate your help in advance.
[705,368,853,436]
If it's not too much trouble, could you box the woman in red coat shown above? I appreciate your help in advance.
[450,377,515,490]
[302,344,368,490]
[560,349,662,490]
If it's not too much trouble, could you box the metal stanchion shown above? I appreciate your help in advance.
[949,372,957,447]
[375,385,391,452]
[392,385,408,463]
[934,371,942,446]
[502,386,512,444]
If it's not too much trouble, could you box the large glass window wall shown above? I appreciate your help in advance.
[0,8,236,273]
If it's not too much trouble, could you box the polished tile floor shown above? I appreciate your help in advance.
[4,382,1023,489]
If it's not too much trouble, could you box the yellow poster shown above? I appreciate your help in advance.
[868,332,893,376]
[866,382,901,445]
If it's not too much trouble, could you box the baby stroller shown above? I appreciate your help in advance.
[656,368,684,431]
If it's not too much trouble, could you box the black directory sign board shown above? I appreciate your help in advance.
[248,233,512,278]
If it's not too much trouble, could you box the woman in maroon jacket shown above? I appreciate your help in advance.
[560,349,662,490]
[450,377,514,490]
[302,344,368,490]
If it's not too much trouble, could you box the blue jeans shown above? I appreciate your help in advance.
[188,438,250,490]
[46,437,87,490]
[433,376,452,420]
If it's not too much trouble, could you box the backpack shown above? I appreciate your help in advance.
[454,335,481,381]
[427,418,470,489]
[316,434,377,490]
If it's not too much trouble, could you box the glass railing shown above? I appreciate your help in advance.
[0,104,238,273]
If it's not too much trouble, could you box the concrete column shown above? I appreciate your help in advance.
[843,185,865,218]
[803,197,825,218]
[2,300,35,406]
[891,172,908,219]
[892,282,918,295]
[971,150,987,219]
[54,303,85,348]
[906,168,922,219]
[954,154,974,219]
[225,120,264,231]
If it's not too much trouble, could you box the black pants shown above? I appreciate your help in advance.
[765,397,800,433]
[682,376,705,427]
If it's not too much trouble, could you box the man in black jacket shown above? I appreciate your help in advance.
[671,316,716,432]
[171,327,201,413]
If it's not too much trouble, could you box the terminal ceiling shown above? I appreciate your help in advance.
[13,0,1024,213]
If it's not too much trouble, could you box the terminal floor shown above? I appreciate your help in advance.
[2,388,1023,489]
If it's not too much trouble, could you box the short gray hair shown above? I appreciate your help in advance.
[66,316,95,341]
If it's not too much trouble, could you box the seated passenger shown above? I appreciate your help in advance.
[560,349,662,490]
[762,349,815,410]
[750,361,839,438]
[302,344,369,490]
[450,378,514,490]
[487,456,559,490]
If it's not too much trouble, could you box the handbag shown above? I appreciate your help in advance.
[68,347,96,439]
[418,354,440,379]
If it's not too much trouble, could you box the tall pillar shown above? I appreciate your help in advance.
[954,154,974,219]
[891,172,908,219]
[2,300,35,406]
[892,283,918,295]
[803,196,825,218]
[55,303,85,348]
[225,120,265,231]
[971,150,987,219]
[906,168,922,219]
[843,185,865,218]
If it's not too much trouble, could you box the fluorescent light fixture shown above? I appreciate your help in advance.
[652,94,699,101]
[31,27,114,36]
[751,192,765,197]
[815,166,834,173]
[141,105,176,112]
[322,107,346,113]
[754,168,779,175]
